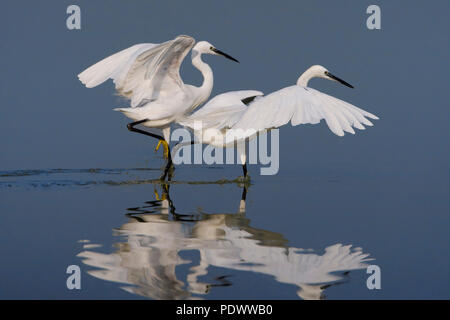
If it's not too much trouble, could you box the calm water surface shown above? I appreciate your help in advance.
[1,164,448,299]
[0,1,449,300]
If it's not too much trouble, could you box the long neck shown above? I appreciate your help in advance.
[296,68,315,86]
[191,51,213,105]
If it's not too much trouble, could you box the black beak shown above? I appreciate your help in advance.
[211,47,239,63]
[325,71,354,88]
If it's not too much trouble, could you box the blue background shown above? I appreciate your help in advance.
[0,1,448,299]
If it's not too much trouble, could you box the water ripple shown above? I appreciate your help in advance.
[0,167,245,190]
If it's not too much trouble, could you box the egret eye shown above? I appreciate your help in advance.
[210,46,214,50]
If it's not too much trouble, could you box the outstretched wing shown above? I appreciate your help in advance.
[225,85,379,143]
[178,90,264,130]
[78,35,195,107]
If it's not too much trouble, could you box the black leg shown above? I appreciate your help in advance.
[160,155,174,181]
[241,184,248,201]
[162,140,198,181]
[127,119,164,141]
[242,163,248,178]
[127,120,173,179]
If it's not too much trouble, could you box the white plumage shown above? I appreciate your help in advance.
[176,65,378,174]
[227,85,378,142]
[179,65,378,145]
[178,90,263,131]
[78,35,239,143]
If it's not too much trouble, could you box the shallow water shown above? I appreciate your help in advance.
[1,165,448,299]
[1,1,449,300]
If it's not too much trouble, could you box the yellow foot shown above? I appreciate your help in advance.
[155,140,170,159]
[154,187,167,201]
[154,189,160,201]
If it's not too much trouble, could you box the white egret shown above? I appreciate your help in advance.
[77,35,239,167]
[177,65,379,177]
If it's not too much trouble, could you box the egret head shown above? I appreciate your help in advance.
[297,65,353,88]
[193,41,239,63]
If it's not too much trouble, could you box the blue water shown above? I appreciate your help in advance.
[0,1,449,299]
[1,162,448,299]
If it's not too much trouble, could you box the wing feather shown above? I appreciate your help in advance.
[78,35,195,107]
[179,90,264,130]
[226,85,378,143]
[78,43,157,89]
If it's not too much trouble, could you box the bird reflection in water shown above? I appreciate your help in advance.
[77,183,373,300]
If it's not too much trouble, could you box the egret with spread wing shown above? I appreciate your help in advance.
[77,35,239,172]
[177,65,379,178]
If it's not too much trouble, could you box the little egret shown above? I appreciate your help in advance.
[77,35,239,169]
[177,65,379,177]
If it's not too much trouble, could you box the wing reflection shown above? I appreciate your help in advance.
[77,184,373,300]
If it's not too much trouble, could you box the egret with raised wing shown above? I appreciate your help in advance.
[177,65,379,178]
[77,35,239,174]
